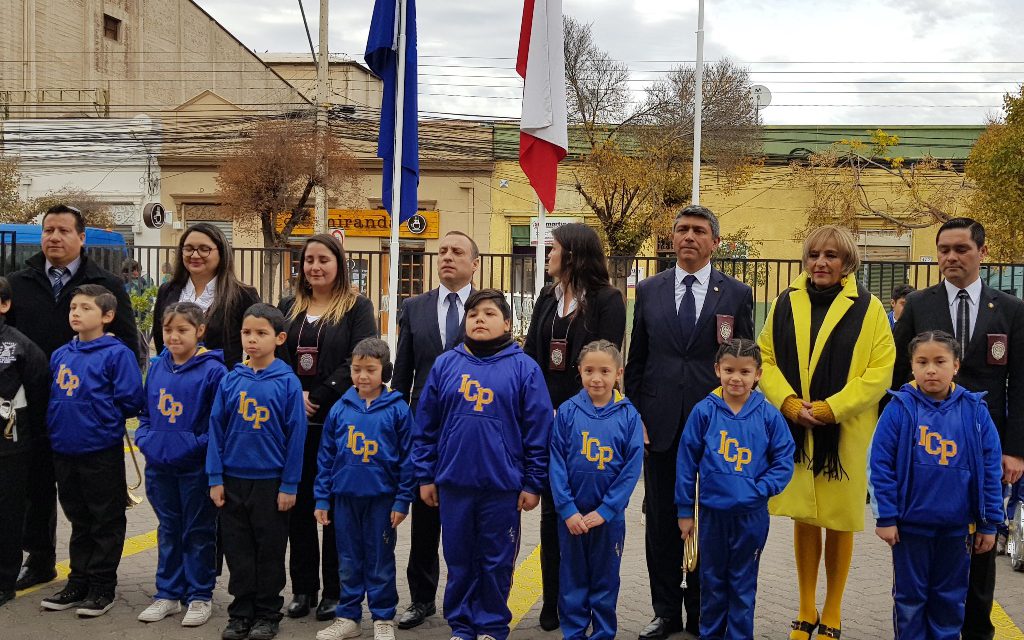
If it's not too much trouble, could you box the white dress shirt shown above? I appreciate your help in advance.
[179,278,217,312]
[45,255,81,287]
[553,283,580,318]
[675,262,713,318]
[437,282,472,346]
[944,278,983,341]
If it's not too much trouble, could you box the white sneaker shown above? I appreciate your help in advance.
[181,600,212,627]
[138,598,181,622]
[316,617,361,640]
[373,620,396,640]
[477,636,497,640]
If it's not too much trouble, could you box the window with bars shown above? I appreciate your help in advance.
[103,15,121,41]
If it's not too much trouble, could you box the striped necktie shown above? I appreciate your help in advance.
[49,266,67,300]
[956,289,970,353]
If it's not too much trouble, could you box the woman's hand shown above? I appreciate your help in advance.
[796,401,826,429]
[303,391,320,418]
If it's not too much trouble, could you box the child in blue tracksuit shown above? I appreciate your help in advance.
[413,289,553,640]
[43,285,144,617]
[675,339,795,640]
[549,340,644,640]
[207,303,307,640]
[313,338,415,640]
[135,302,227,627]
[869,330,1003,640]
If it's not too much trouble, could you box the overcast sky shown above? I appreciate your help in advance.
[196,0,1024,126]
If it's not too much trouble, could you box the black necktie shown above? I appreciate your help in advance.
[49,266,67,300]
[956,289,970,353]
[444,292,460,350]
[678,274,697,345]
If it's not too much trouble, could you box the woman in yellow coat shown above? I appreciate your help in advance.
[758,226,895,640]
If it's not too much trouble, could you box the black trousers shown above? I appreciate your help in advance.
[288,425,339,599]
[22,435,57,571]
[406,494,442,604]
[962,547,997,640]
[644,445,700,632]
[53,446,127,594]
[0,452,30,591]
[221,477,290,622]
[539,487,560,611]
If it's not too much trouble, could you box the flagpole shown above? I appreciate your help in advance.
[385,0,408,355]
[535,199,546,297]
[692,0,705,205]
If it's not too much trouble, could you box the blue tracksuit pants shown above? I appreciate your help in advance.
[439,486,520,640]
[145,465,217,602]
[698,506,769,640]
[332,494,398,621]
[557,518,626,640]
[892,532,972,640]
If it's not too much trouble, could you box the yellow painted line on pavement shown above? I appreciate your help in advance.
[508,544,544,629]
[994,601,1024,639]
[15,529,158,598]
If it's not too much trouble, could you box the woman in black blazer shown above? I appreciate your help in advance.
[277,234,379,621]
[152,223,259,368]
[523,223,626,631]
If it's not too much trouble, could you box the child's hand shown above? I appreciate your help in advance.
[678,517,695,540]
[975,532,996,554]
[582,511,605,529]
[314,509,330,525]
[210,485,225,508]
[277,492,296,512]
[518,491,540,512]
[875,525,900,547]
[391,511,407,528]
[420,484,439,507]
[564,513,588,536]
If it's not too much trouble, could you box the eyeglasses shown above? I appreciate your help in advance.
[182,245,216,258]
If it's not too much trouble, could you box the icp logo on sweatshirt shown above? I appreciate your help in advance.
[918,425,958,466]
[346,425,379,462]
[56,364,80,397]
[581,431,614,469]
[158,389,183,423]
[459,374,494,412]
[237,391,270,429]
[718,430,752,471]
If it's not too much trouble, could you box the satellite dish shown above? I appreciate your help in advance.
[751,85,772,110]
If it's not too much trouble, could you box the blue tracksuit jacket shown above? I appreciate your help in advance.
[412,342,553,494]
[869,383,1004,536]
[549,389,644,523]
[47,334,144,455]
[314,385,417,514]
[206,358,307,494]
[136,348,227,470]
[675,389,795,518]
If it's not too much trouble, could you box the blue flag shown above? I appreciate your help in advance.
[365,0,419,224]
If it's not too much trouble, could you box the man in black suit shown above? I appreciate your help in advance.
[6,204,138,590]
[892,217,1024,640]
[626,205,754,639]
[392,230,479,629]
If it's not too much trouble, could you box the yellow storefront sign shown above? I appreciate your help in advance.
[276,209,440,239]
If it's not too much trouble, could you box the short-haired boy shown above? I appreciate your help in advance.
[207,303,307,640]
[41,284,144,617]
[0,277,49,608]
[314,338,415,640]
[888,284,915,329]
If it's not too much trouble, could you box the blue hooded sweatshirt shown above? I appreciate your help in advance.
[135,348,227,470]
[206,358,307,494]
[413,342,553,494]
[675,389,795,517]
[869,383,1004,536]
[549,389,644,523]
[47,334,144,455]
[314,385,416,514]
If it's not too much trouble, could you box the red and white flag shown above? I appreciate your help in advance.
[518,0,568,212]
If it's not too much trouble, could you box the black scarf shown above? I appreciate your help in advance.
[464,332,514,358]
[772,280,871,480]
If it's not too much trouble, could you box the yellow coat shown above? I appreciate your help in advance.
[758,273,896,532]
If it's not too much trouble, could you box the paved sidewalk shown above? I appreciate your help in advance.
[3,465,1023,639]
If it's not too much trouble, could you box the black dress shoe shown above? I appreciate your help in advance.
[315,597,338,621]
[285,593,313,618]
[539,603,559,631]
[397,602,436,630]
[15,566,57,591]
[638,616,684,639]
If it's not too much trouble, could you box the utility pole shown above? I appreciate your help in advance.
[691,0,704,205]
[314,0,330,233]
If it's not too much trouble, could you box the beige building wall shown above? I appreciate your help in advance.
[261,54,382,114]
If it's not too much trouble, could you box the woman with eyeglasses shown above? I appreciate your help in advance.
[152,223,260,368]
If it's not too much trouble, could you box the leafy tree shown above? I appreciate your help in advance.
[966,87,1024,260]
[791,129,969,237]
[0,164,115,228]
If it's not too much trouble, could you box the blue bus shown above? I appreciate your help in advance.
[0,223,129,275]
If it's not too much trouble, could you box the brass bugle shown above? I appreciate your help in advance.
[125,432,144,509]
[683,476,699,572]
